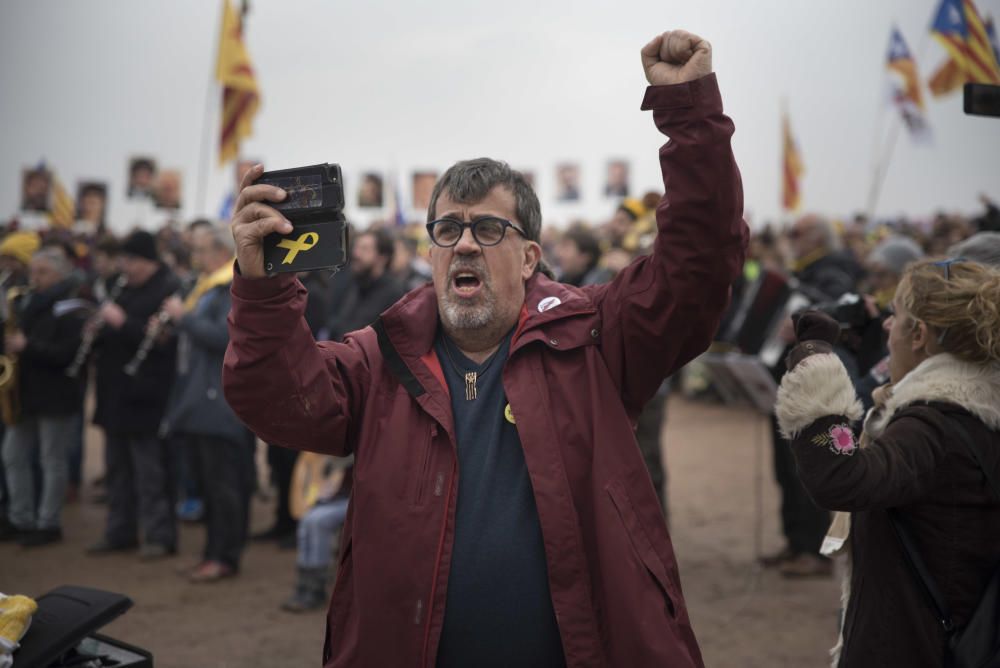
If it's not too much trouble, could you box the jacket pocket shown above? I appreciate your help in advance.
[606,478,677,618]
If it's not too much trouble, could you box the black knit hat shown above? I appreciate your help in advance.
[121,230,158,261]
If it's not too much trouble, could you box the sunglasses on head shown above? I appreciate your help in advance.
[929,258,966,345]
[932,257,965,281]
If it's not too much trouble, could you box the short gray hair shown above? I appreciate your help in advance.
[949,232,1000,268]
[197,222,235,254]
[33,246,73,279]
[427,158,542,243]
[868,235,924,276]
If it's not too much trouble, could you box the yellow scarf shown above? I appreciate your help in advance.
[789,248,828,275]
[183,260,235,312]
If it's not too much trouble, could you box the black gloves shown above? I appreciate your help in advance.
[785,310,840,371]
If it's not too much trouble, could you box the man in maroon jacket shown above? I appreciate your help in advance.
[224,29,747,668]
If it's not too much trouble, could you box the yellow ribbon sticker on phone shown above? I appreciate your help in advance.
[277,232,319,264]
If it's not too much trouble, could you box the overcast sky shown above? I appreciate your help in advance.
[2,0,998,232]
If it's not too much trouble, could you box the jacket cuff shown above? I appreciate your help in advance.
[231,270,298,301]
[775,353,863,439]
[640,72,722,114]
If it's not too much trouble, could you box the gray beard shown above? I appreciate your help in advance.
[440,291,496,331]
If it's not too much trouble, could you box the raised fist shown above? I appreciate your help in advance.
[793,310,841,346]
[785,310,841,371]
[641,30,712,86]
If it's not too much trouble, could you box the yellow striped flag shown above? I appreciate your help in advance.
[928,0,1000,97]
[782,110,804,212]
[216,0,260,165]
[49,175,75,229]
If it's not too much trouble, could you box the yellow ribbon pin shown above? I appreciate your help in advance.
[276,232,319,264]
[504,403,516,424]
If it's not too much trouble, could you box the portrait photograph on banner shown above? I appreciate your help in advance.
[412,170,438,210]
[127,156,157,198]
[358,172,384,208]
[75,181,107,228]
[20,167,51,212]
[555,163,581,202]
[153,169,182,210]
[605,159,630,198]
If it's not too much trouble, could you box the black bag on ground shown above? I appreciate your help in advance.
[14,585,152,668]
[888,420,1000,668]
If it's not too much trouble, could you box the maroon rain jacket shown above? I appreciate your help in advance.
[224,73,747,668]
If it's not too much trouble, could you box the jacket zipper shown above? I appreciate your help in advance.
[419,459,456,668]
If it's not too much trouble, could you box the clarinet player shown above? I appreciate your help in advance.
[87,230,181,560]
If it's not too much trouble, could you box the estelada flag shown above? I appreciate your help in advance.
[987,15,1000,66]
[781,110,804,213]
[887,26,931,143]
[928,0,1000,97]
[216,0,260,165]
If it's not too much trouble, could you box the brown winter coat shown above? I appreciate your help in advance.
[776,352,1000,667]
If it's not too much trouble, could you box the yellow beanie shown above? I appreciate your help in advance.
[0,232,41,266]
[619,198,647,221]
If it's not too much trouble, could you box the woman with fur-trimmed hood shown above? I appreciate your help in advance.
[775,258,1000,667]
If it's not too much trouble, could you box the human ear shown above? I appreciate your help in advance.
[911,320,931,355]
[521,241,542,280]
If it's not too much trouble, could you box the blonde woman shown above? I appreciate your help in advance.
[775,258,1000,667]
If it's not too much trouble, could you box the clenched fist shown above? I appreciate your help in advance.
[641,30,712,86]
[230,164,293,279]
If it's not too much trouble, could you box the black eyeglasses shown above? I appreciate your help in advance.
[426,217,525,248]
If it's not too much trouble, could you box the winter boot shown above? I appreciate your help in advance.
[281,566,328,612]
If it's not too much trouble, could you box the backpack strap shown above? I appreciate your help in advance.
[888,509,956,631]
[886,413,999,633]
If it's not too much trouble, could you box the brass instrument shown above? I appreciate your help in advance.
[122,300,175,377]
[66,275,127,379]
[0,286,29,426]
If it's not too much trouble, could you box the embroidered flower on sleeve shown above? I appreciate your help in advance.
[810,424,857,456]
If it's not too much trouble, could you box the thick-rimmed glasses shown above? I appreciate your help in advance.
[426,217,525,248]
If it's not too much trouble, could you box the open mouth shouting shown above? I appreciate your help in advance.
[450,267,486,300]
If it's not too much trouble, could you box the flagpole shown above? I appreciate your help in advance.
[865,27,934,221]
[780,96,788,224]
[865,115,901,219]
[196,1,226,218]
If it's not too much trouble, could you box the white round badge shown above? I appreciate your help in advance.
[537,296,562,313]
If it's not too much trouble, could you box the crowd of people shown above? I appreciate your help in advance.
[0,188,674,603]
[0,177,998,648]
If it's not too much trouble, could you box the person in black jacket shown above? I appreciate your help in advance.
[88,230,180,560]
[764,214,859,578]
[0,246,89,546]
[324,227,406,342]
[162,224,254,581]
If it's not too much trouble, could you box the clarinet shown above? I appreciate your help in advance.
[66,275,128,379]
[122,295,178,377]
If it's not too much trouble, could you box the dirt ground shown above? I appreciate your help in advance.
[2,397,841,667]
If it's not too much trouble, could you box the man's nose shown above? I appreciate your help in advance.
[453,226,481,255]
[883,315,893,334]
